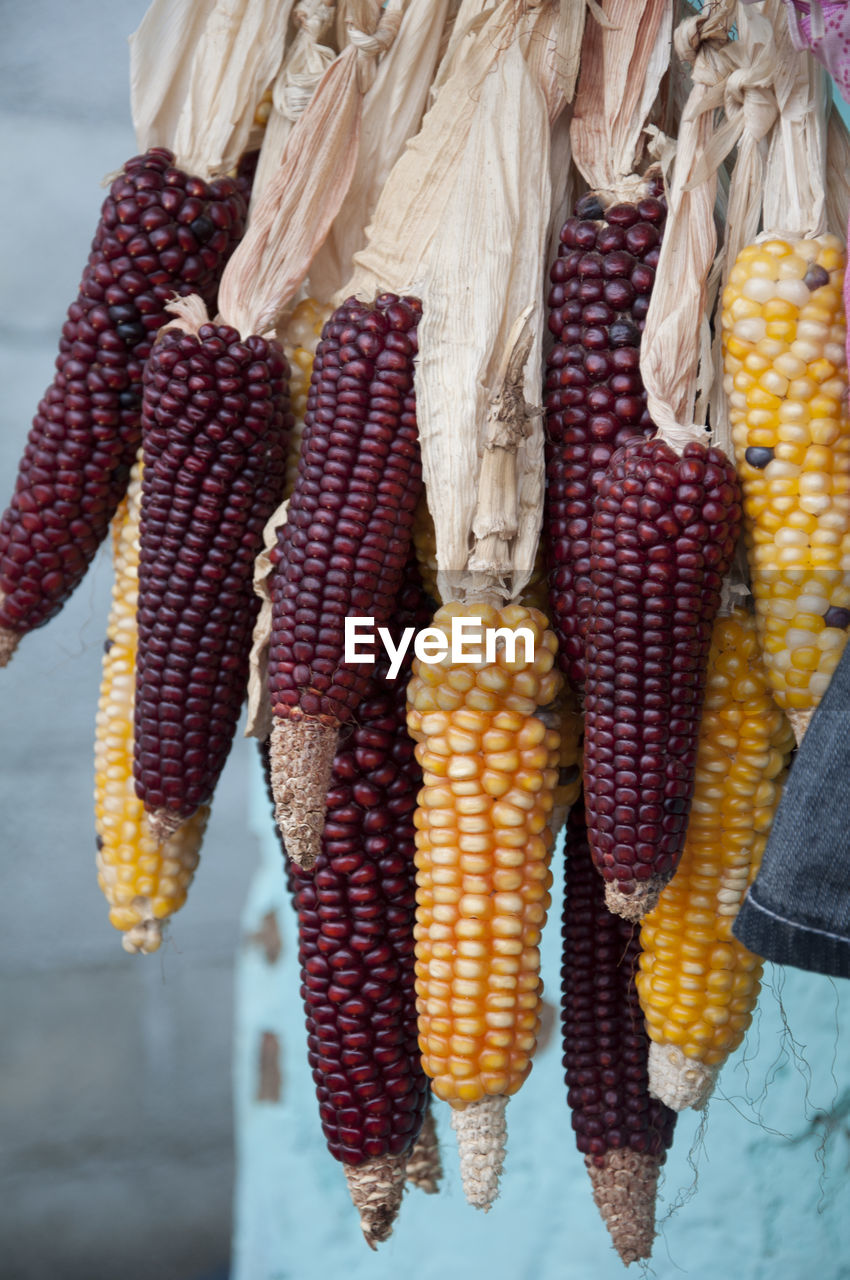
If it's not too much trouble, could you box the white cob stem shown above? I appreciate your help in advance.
[405,1107,442,1194]
[587,1147,663,1266]
[450,1094,507,1211]
[647,1041,718,1112]
[269,715,339,869]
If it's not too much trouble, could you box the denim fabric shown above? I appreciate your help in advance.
[733,639,850,978]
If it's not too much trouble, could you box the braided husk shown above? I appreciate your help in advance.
[450,1095,507,1211]
[343,1151,407,1249]
[269,715,338,869]
[587,1148,663,1266]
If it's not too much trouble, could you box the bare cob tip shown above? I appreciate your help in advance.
[0,622,20,668]
[586,1148,663,1266]
[787,706,814,746]
[450,1094,508,1211]
[269,715,339,869]
[647,1042,717,1112]
[343,1152,408,1249]
[405,1107,443,1195]
[145,807,189,845]
[604,875,668,923]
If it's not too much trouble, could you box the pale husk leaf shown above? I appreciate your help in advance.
[250,0,337,205]
[216,2,407,335]
[761,0,828,239]
[130,0,295,179]
[216,45,362,335]
[344,2,559,604]
[307,0,455,302]
[570,0,672,197]
[639,0,737,451]
[826,100,850,240]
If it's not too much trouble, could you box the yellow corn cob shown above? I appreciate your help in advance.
[407,602,561,1207]
[281,297,333,499]
[721,234,850,741]
[636,606,795,1110]
[94,457,208,954]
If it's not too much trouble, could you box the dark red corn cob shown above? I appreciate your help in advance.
[135,312,291,839]
[279,563,431,1245]
[267,292,423,868]
[0,147,247,666]
[561,798,676,1266]
[583,437,742,920]
[544,185,666,689]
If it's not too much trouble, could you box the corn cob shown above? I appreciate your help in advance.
[0,148,246,666]
[406,602,561,1209]
[544,186,667,688]
[134,299,292,839]
[721,233,850,741]
[281,298,334,499]
[281,564,431,1246]
[548,680,584,840]
[583,437,742,921]
[561,798,676,1266]
[637,606,795,1110]
[95,456,208,952]
[404,1102,442,1195]
[267,293,423,868]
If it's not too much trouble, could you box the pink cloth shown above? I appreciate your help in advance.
[783,2,850,101]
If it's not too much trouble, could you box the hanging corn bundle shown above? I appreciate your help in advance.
[544,0,671,691]
[0,0,296,665]
[342,0,582,1206]
[561,798,677,1266]
[721,0,850,745]
[583,0,743,924]
[95,456,210,952]
[134,7,408,843]
[637,599,795,1110]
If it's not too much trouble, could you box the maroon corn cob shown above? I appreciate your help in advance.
[267,292,423,868]
[583,437,742,920]
[561,797,676,1266]
[544,185,666,689]
[0,148,247,665]
[280,563,431,1245]
[135,310,291,838]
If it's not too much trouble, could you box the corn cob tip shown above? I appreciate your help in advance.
[269,716,339,869]
[144,807,190,846]
[787,707,814,746]
[120,905,164,956]
[0,620,19,668]
[646,1042,718,1113]
[343,1152,408,1249]
[586,1148,662,1266]
[450,1094,508,1212]
[604,876,667,923]
[404,1108,442,1195]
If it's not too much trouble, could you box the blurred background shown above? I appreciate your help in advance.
[1,4,848,1279]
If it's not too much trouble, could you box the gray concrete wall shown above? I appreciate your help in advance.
[0,6,260,1276]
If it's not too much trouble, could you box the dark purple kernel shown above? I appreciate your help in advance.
[744,446,774,469]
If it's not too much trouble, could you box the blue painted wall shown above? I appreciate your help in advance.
[233,775,849,1280]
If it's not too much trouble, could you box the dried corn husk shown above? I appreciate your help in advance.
[826,100,850,239]
[130,0,294,178]
[344,0,568,605]
[216,2,403,336]
[760,0,829,240]
[307,0,455,301]
[570,0,672,200]
[250,0,338,204]
[639,0,737,449]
